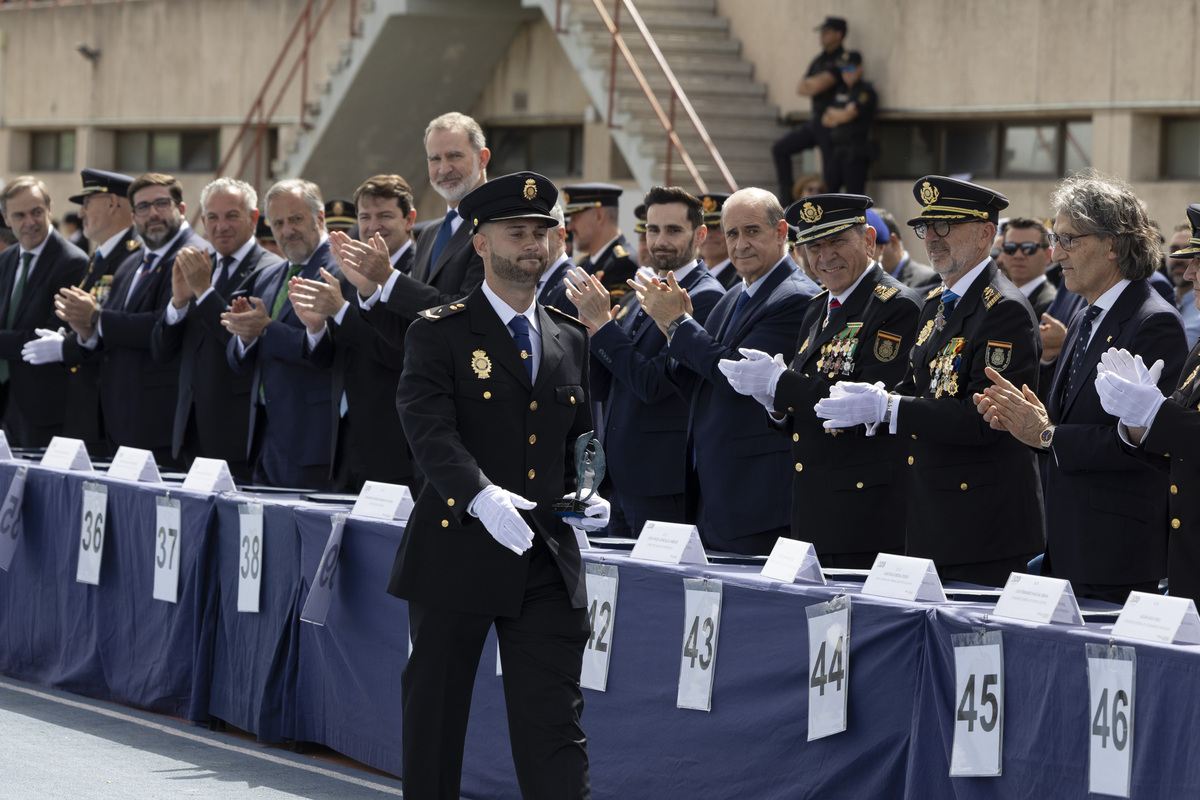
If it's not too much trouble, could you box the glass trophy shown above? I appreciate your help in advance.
[553,432,606,516]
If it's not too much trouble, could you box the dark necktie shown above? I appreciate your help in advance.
[509,315,534,381]
[124,253,157,310]
[823,297,841,330]
[214,254,237,296]
[1068,304,1103,394]
[428,209,457,277]
[7,251,33,328]
[726,290,751,332]
[270,264,306,320]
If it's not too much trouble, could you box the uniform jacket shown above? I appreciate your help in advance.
[894,255,939,291]
[1044,280,1185,585]
[667,256,819,547]
[772,264,921,557]
[390,287,592,617]
[537,256,578,317]
[894,260,1045,566]
[1025,278,1058,319]
[579,234,638,303]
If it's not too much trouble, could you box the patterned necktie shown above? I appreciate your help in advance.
[427,208,457,278]
[823,297,841,330]
[124,253,157,310]
[726,289,752,331]
[934,288,958,332]
[84,249,102,285]
[270,264,305,320]
[509,314,534,381]
[7,251,33,328]
[1068,304,1103,395]
[214,254,237,296]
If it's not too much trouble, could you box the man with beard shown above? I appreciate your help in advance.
[0,177,88,445]
[53,173,207,462]
[222,179,339,489]
[151,178,282,478]
[392,171,603,800]
[565,186,725,537]
[344,113,490,351]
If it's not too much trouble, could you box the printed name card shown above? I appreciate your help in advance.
[182,457,236,493]
[0,431,13,461]
[1112,591,1200,645]
[106,447,161,483]
[630,520,707,566]
[993,573,1083,625]
[861,553,946,602]
[761,538,825,585]
[349,481,413,522]
[40,437,92,472]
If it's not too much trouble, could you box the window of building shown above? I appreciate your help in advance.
[30,130,76,172]
[1162,117,1200,179]
[114,130,219,173]
[485,125,584,178]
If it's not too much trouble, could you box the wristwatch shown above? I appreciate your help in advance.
[1039,425,1055,448]
[666,313,691,340]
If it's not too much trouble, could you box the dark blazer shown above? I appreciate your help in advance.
[1025,278,1058,318]
[390,288,592,617]
[894,255,939,291]
[590,263,725,502]
[894,261,1045,568]
[150,243,281,463]
[772,265,922,560]
[1140,340,1200,600]
[667,257,819,550]
[1043,280,1185,586]
[537,256,578,316]
[88,225,209,451]
[227,241,340,483]
[307,245,414,487]
[0,229,88,436]
[1037,280,1088,403]
[579,234,638,303]
[62,228,142,450]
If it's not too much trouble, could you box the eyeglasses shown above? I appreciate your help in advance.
[132,197,175,216]
[912,220,972,240]
[1000,242,1047,256]
[1047,231,1093,252]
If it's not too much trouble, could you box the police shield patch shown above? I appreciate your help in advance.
[874,331,902,362]
[985,340,1012,371]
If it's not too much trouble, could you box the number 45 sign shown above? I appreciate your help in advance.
[950,630,1004,777]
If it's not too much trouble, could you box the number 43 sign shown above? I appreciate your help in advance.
[677,578,722,711]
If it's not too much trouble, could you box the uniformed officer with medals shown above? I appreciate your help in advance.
[814,176,1044,587]
[561,182,638,302]
[717,193,921,567]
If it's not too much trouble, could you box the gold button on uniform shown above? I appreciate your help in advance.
[856,481,863,489]
[528,469,536,479]
[960,483,968,491]
[441,520,449,528]
[1173,519,1181,529]
[908,456,914,465]
[483,391,491,400]
[911,434,918,440]
[530,401,538,411]
[795,463,803,472]
[447,498,455,507]
[570,396,577,405]
[528,434,537,445]
[792,433,799,442]
[1171,485,1178,495]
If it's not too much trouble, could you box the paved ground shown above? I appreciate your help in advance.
[0,675,408,798]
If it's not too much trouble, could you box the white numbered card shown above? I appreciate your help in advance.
[152,495,182,603]
[861,553,946,602]
[993,572,1083,625]
[950,630,1004,777]
[75,482,108,585]
[0,466,27,571]
[237,503,264,613]
[806,594,850,740]
[40,436,92,472]
[581,562,618,692]
[1086,644,1135,798]
[678,578,722,711]
[182,457,236,493]
[106,446,161,483]
[762,538,825,585]
[300,514,346,626]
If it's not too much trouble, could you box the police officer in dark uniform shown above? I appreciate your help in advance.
[719,194,921,567]
[697,191,739,290]
[561,182,638,302]
[815,176,1044,587]
[392,171,605,800]
[821,51,878,195]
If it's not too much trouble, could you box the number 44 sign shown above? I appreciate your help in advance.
[806,594,850,740]
[950,630,1004,777]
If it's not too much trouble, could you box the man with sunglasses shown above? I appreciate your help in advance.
[815,175,1044,588]
[1001,218,1056,318]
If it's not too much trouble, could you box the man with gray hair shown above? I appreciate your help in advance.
[534,202,578,315]
[222,178,340,488]
[976,171,1186,603]
[151,177,282,477]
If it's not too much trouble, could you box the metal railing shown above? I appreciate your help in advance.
[557,0,736,193]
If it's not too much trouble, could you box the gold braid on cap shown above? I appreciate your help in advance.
[920,204,990,220]
[795,215,867,244]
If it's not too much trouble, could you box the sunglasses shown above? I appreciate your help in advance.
[1000,242,1047,256]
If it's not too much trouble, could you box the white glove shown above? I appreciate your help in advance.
[21,328,65,365]
[1094,370,1166,429]
[561,492,610,532]
[471,485,536,555]
[718,348,787,400]
[813,381,890,429]
[1098,348,1164,387]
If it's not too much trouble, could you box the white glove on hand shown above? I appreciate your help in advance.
[1094,370,1167,429]
[813,381,890,429]
[471,485,536,555]
[21,328,65,365]
[561,492,610,532]
[718,348,787,401]
[1098,348,1164,387]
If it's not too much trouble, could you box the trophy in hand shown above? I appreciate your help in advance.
[553,432,606,516]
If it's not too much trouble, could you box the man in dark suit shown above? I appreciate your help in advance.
[392,172,602,800]
[222,179,340,489]
[721,194,922,567]
[875,208,939,290]
[0,177,88,445]
[290,174,417,492]
[150,177,281,479]
[817,176,1044,587]
[1001,217,1057,317]
[640,187,820,554]
[53,173,207,463]
[566,186,726,538]
[697,192,739,290]
[562,182,638,303]
[534,203,579,316]
[977,174,1186,603]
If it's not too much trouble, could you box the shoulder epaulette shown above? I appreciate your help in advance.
[874,284,899,302]
[925,285,944,300]
[420,302,468,321]
[812,288,830,301]
[982,285,1001,310]
[613,244,630,259]
[545,305,587,328]
[126,239,142,251]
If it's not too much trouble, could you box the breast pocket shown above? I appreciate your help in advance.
[555,384,585,408]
